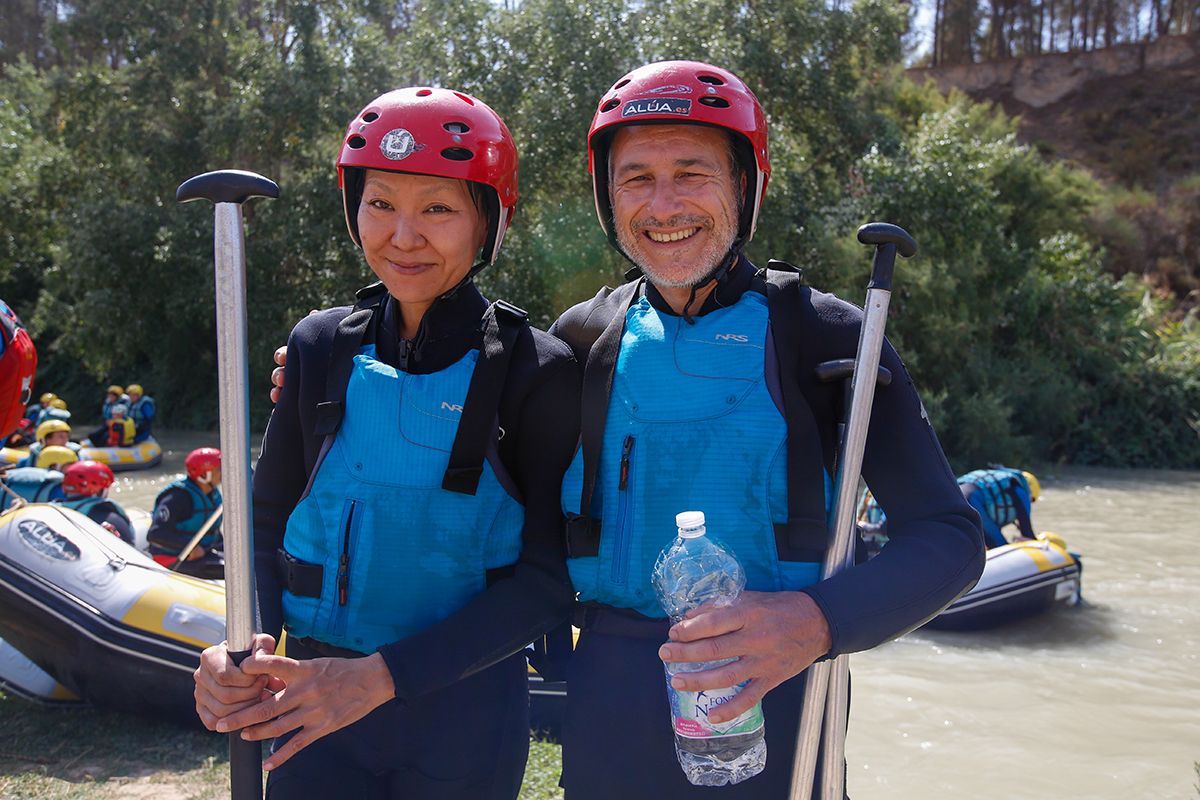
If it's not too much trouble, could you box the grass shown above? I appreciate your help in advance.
[0,693,564,799]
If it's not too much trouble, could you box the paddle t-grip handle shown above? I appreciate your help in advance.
[176,170,279,205]
[857,223,917,292]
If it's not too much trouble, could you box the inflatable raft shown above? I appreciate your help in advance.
[925,532,1082,631]
[0,503,225,726]
[80,436,163,472]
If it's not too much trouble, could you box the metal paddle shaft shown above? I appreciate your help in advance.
[789,223,916,800]
[177,169,279,800]
[170,505,224,570]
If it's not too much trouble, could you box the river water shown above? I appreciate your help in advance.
[112,437,1199,798]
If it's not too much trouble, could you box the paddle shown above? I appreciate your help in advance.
[170,504,224,570]
[177,169,278,800]
[788,223,917,800]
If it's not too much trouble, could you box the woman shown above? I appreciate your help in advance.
[192,88,580,799]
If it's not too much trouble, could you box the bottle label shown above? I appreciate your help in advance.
[665,674,765,739]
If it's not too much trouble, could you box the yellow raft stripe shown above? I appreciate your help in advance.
[1012,538,1076,572]
[120,577,227,650]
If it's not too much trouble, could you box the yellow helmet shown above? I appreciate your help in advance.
[49,397,68,409]
[36,445,79,470]
[127,383,144,397]
[1022,470,1041,502]
[39,392,57,406]
[36,419,71,442]
[107,384,125,395]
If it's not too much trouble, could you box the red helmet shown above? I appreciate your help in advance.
[185,447,221,481]
[587,61,770,254]
[337,87,519,265]
[62,460,115,498]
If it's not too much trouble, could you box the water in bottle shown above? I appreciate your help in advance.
[651,510,767,786]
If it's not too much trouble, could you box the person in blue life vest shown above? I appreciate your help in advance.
[103,385,129,420]
[190,88,579,799]
[125,383,155,443]
[538,61,985,799]
[24,391,55,425]
[57,460,135,545]
[34,396,70,427]
[1,447,76,509]
[958,467,1041,549]
[20,419,86,468]
[146,446,224,578]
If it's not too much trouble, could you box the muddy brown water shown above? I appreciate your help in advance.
[115,437,1199,798]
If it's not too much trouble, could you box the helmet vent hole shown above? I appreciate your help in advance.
[601,99,620,113]
[444,121,471,134]
[453,92,476,106]
[699,96,730,108]
[416,88,433,97]
[361,112,379,123]
[614,79,631,89]
[441,147,474,161]
[698,74,725,85]
[347,134,367,149]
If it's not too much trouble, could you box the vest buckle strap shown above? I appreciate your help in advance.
[564,514,601,558]
[773,518,828,563]
[492,299,528,323]
[313,400,344,437]
[276,549,323,598]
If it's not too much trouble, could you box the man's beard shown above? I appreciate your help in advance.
[616,211,739,289]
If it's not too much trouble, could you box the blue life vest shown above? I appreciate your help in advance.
[60,495,131,525]
[281,344,525,653]
[957,468,1030,529]
[2,466,65,507]
[154,478,222,547]
[130,396,155,442]
[561,290,830,618]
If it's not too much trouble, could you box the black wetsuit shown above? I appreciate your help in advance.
[253,282,579,799]
[549,258,985,799]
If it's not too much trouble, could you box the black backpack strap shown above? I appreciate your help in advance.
[565,279,644,558]
[442,299,528,496]
[763,266,832,562]
[313,282,389,438]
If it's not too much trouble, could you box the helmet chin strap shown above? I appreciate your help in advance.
[679,236,747,325]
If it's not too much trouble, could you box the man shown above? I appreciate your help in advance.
[57,460,135,545]
[147,446,223,578]
[101,385,129,421]
[547,61,984,798]
[957,467,1040,548]
[126,383,156,443]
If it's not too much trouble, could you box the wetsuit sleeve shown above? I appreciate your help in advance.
[1011,484,1035,539]
[251,322,316,643]
[95,509,135,545]
[797,292,986,657]
[146,488,196,553]
[376,340,580,702]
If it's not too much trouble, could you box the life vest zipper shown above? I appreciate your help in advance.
[337,501,355,606]
[612,435,635,583]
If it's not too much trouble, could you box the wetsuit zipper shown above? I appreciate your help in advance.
[612,434,635,584]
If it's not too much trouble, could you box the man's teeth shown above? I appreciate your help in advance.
[647,227,700,243]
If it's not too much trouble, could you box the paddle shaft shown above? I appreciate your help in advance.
[178,169,278,800]
[170,504,224,570]
[789,227,912,800]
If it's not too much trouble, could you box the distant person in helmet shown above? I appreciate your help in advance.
[102,385,129,421]
[23,391,56,426]
[5,417,35,448]
[57,460,134,545]
[20,419,85,467]
[34,396,70,427]
[193,87,578,799]
[125,383,155,443]
[958,467,1041,549]
[104,404,137,447]
[35,444,79,471]
[146,447,223,578]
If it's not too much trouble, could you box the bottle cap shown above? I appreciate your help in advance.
[676,511,706,538]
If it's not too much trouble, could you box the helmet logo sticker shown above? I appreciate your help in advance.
[622,98,692,118]
[645,84,693,95]
[379,128,422,161]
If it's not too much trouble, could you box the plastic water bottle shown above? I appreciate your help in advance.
[651,510,766,786]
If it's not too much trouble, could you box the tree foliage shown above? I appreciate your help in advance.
[0,0,1195,467]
